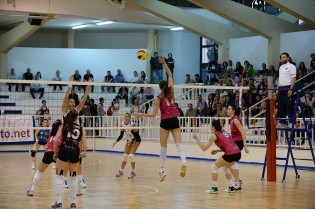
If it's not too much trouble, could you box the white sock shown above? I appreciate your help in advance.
[212,181,218,187]
[160,146,167,173]
[30,171,42,191]
[69,176,78,204]
[235,181,241,187]
[55,175,64,203]
[175,143,187,164]
[229,179,234,187]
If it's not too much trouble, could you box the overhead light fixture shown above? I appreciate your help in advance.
[96,21,114,25]
[170,27,184,31]
[72,24,87,29]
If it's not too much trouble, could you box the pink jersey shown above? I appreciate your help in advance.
[46,134,62,152]
[230,115,243,142]
[214,130,240,155]
[158,93,179,120]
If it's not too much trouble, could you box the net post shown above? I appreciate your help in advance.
[266,98,276,181]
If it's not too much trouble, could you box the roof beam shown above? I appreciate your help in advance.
[124,0,252,45]
[188,0,312,39]
[264,0,315,28]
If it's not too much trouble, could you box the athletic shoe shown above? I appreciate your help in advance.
[63,180,68,188]
[206,187,218,194]
[70,203,76,208]
[128,171,136,179]
[51,163,56,169]
[26,190,33,196]
[79,179,87,188]
[180,164,187,177]
[159,172,167,182]
[31,162,35,170]
[234,185,242,190]
[225,186,235,193]
[116,170,124,177]
[51,202,62,208]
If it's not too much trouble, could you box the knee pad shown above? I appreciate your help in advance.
[211,163,218,174]
[231,163,238,170]
[122,153,128,162]
[31,150,36,157]
[176,143,185,152]
[128,154,135,163]
[223,166,231,175]
[70,171,77,177]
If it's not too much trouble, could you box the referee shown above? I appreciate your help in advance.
[276,52,296,127]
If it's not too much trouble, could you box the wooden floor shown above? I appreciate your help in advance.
[0,152,314,209]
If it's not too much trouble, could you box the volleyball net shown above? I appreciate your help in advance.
[0,79,313,148]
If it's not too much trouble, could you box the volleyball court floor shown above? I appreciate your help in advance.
[0,152,314,209]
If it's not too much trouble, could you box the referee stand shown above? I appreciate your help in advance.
[261,88,315,182]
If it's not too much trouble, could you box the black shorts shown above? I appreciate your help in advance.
[222,153,241,163]
[131,138,141,143]
[160,117,180,130]
[42,152,56,164]
[38,141,47,146]
[235,140,244,151]
[57,147,80,164]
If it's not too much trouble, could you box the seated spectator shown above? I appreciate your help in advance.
[35,71,42,80]
[184,103,198,131]
[101,71,115,93]
[22,68,34,92]
[36,100,48,125]
[107,105,113,116]
[114,69,125,83]
[7,68,19,91]
[261,63,269,76]
[213,103,225,117]
[230,72,239,86]
[111,97,120,116]
[184,74,194,99]
[53,70,63,91]
[43,109,51,126]
[73,70,82,92]
[130,71,139,83]
[196,95,208,117]
[83,69,94,93]
[227,60,233,73]
[69,89,79,106]
[139,71,147,83]
[130,99,144,119]
[144,83,154,106]
[129,86,139,105]
[234,61,243,76]
[254,70,263,89]
[138,88,146,105]
[30,76,44,99]
[116,86,128,106]
[175,103,184,117]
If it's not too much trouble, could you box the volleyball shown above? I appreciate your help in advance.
[136,49,148,60]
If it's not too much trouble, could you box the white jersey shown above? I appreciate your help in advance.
[279,62,296,87]
[121,121,135,141]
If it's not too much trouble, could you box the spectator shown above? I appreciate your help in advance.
[207,94,214,116]
[139,71,147,83]
[96,97,106,136]
[254,70,263,89]
[73,70,82,92]
[101,71,115,93]
[130,99,143,118]
[35,100,48,125]
[131,71,139,83]
[184,74,194,99]
[150,52,163,84]
[196,95,208,117]
[114,69,125,83]
[261,63,269,76]
[83,69,94,93]
[22,68,34,92]
[297,62,307,74]
[227,60,234,73]
[138,88,146,105]
[35,71,42,80]
[52,70,63,91]
[175,103,184,117]
[269,65,276,76]
[144,83,154,106]
[116,86,129,106]
[107,105,113,116]
[129,86,139,105]
[166,53,175,80]
[43,109,51,126]
[7,68,19,91]
[230,72,239,86]
[184,103,198,131]
[30,76,44,99]
[234,61,243,76]
[213,103,225,117]
[69,89,79,106]
[89,98,97,131]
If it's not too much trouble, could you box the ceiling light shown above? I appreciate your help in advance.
[170,27,184,31]
[96,21,114,25]
[72,24,87,29]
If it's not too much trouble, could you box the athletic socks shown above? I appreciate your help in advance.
[55,175,64,204]
[69,176,78,204]
[175,143,187,164]
[160,146,167,173]
[30,171,42,191]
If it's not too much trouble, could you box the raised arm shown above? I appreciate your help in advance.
[62,76,74,115]
[159,56,173,87]
[76,78,92,113]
